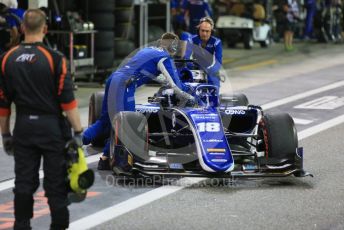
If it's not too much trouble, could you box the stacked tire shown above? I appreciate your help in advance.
[114,0,137,61]
[89,0,115,69]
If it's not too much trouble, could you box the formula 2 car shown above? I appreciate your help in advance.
[88,60,312,179]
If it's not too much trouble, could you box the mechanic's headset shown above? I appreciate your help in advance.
[197,17,215,35]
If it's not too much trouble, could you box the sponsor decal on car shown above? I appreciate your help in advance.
[128,154,133,166]
[135,107,159,113]
[224,109,246,115]
[172,112,176,128]
[242,164,258,171]
[211,159,228,163]
[203,139,223,143]
[209,152,225,155]
[169,163,184,170]
[191,114,217,120]
[207,148,226,152]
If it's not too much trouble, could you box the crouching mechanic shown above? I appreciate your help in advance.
[83,32,195,170]
[184,16,222,90]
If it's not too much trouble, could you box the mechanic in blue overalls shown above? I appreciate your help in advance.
[0,3,24,54]
[184,0,213,34]
[171,0,187,34]
[183,17,222,91]
[303,0,317,39]
[83,32,194,170]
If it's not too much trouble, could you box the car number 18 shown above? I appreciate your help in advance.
[197,122,220,132]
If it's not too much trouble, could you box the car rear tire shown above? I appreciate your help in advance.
[258,113,298,160]
[88,91,104,126]
[88,91,107,147]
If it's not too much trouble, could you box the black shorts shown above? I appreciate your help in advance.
[284,21,296,32]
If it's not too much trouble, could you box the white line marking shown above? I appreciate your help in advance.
[261,81,344,110]
[298,114,344,140]
[292,118,314,125]
[0,153,101,192]
[294,96,344,110]
[69,178,204,230]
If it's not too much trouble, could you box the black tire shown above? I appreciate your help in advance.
[243,31,254,49]
[89,13,115,30]
[148,25,165,42]
[258,113,298,160]
[115,8,134,23]
[112,112,149,161]
[114,39,136,58]
[89,0,115,12]
[95,49,114,68]
[115,23,136,40]
[62,1,76,11]
[95,31,115,49]
[88,91,104,126]
[88,91,108,147]
[220,93,249,107]
[116,0,134,7]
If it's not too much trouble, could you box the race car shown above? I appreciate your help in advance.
[88,60,312,178]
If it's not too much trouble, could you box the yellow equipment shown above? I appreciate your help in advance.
[66,141,94,203]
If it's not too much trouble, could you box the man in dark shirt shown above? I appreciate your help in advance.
[0,9,83,230]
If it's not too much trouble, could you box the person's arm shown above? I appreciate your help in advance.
[207,39,222,73]
[65,107,82,133]
[0,57,14,155]
[180,32,193,59]
[0,114,13,155]
[157,56,193,101]
[158,56,185,90]
[56,56,82,133]
[0,55,12,134]
[0,116,10,134]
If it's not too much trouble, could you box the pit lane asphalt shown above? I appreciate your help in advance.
[1,40,344,229]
